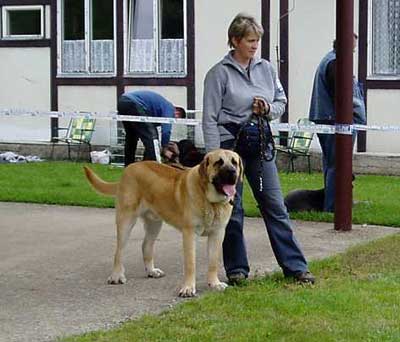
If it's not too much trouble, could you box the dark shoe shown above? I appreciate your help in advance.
[293,271,315,284]
[227,273,247,286]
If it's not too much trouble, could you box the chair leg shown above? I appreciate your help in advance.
[290,156,295,172]
[286,155,291,173]
[76,143,82,162]
[50,142,55,160]
[67,143,71,160]
[87,143,92,162]
[307,155,311,174]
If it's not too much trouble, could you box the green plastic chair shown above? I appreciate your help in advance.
[276,118,315,173]
[51,117,96,160]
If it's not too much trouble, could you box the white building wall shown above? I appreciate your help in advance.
[0,48,51,142]
[366,89,400,153]
[57,86,116,146]
[282,0,336,151]
[1,2,398,153]
[286,0,336,125]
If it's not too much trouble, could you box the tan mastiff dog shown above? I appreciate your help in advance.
[84,149,243,297]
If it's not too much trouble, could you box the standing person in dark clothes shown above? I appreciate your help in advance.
[309,34,366,212]
[117,90,186,166]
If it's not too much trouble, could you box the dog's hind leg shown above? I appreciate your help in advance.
[142,215,165,278]
[108,208,137,285]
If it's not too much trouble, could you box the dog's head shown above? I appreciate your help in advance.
[199,149,243,203]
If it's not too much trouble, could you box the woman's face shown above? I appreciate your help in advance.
[233,32,260,61]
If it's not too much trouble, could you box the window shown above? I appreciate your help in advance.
[370,0,400,78]
[126,0,186,76]
[1,5,44,39]
[59,0,115,75]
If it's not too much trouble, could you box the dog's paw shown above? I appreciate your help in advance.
[147,268,165,278]
[178,284,197,297]
[107,273,126,285]
[208,281,228,291]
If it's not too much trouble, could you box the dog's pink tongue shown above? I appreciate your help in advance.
[222,184,236,197]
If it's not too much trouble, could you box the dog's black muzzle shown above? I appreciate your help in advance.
[212,166,237,194]
[215,166,237,185]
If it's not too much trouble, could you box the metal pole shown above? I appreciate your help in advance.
[335,0,354,231]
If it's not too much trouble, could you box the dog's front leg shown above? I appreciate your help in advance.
[179,228,196,297]
[207,228,228,291]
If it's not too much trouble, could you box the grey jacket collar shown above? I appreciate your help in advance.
[222,50,263,74]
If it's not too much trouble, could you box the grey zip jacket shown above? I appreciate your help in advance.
[202,51,287,152]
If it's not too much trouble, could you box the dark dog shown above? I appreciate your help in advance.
[177,139,205,167]
[285,174,356,212]
[163,139,205,167]
[284,188,325,212]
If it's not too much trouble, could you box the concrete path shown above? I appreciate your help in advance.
[0,202,398,342]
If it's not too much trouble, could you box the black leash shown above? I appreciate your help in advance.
[256,115,275,192]
[233,114,276,192]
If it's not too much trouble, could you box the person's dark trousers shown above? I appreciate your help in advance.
[220,140,308,278]
[316,132,336,212]
[118,97,159,166]
[317,128,357,212]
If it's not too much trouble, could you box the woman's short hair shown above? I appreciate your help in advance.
[227,13,264,48]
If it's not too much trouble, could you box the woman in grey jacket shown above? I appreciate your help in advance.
[202,13,315,285]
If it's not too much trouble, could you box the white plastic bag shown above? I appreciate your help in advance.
[90,150,111,164]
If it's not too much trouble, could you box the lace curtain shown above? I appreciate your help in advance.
[62,40,114,73]
[372,0,400,75]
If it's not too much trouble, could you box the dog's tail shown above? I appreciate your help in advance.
[83,166,118,196]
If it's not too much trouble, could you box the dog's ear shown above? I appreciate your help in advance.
[199,155,209,179]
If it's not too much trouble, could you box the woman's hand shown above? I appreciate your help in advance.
[252,97,270,117]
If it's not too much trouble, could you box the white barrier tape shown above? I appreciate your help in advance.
[0,109,200,126]
[271,123,335,134]
[270,123,400,134]
[2,108,400,133]
[335,124,354,135]
[353,124,400,132]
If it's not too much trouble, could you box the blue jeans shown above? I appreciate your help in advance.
[220,140,308,278]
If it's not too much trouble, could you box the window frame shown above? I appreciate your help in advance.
[57,0,117,77]
[1,5,44,40]
[123,0,187,78]
[367,0,400,80]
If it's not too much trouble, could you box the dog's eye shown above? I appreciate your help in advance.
[213,158,224,167]
[231,158,238,166]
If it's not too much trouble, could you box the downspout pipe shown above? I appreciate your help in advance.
[334,0,354,231]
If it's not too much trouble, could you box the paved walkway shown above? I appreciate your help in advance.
[0,202,398,342]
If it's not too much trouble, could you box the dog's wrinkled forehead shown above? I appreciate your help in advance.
[199,149,243,183]
[207,149,239,167]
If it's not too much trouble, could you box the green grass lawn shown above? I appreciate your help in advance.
[1,161,400,226]
[59,235,400,342]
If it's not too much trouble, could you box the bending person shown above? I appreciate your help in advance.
[117,90,186,166]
